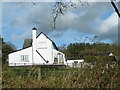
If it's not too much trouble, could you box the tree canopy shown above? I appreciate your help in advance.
[59,42,120,63]
[1,38,16,64]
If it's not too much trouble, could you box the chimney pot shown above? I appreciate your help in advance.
[32,27,37,30]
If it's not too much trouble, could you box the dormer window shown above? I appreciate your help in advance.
[37,42,47,49]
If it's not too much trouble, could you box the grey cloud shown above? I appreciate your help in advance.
[97,27,118,42]
[6,2,119,42]
[11,31,31,41]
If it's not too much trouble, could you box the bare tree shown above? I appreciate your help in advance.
[51,0,88,29]
[74,34,85,43]
[51,0,120,29]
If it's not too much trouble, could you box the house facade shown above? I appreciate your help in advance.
[9,27,66,66]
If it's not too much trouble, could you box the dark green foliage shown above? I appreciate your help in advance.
[0,37,2,50]
[84,56,116,64]
[84,56,100,63]
[60,43,120,62]
[2,39,16,64]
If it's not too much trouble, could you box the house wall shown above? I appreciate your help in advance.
[33,51,46,64]
[9,47,32,66]
[52,44,56,64]
[36,33,53,64]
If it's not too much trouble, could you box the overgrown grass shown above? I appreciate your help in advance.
[2,62,120,88]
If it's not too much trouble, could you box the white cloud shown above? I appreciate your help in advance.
[96,12,118,42]
[3,2,119,43]
[100,12,118,33]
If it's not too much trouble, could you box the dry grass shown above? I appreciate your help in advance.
[2,62,120,88]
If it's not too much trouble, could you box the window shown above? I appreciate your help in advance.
[54,53,64,64]
[59,54,64,64]
[37,42,47,49]
[54,54,58,64]
[21,55,29,62]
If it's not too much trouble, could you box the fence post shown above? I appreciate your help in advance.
[38,68,41,80]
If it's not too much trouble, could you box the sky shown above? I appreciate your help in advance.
[1,1,120,49]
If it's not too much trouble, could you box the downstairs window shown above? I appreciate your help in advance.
[21,55,29,62]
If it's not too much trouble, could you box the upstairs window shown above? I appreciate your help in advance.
[21,55,29,62]
[37,42,47,49]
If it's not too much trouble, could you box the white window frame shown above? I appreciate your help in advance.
[37,42,47,49]
[21,55,29,62]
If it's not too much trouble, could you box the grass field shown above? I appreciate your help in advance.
[2,62,120,88]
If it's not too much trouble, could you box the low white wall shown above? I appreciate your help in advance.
[67,59,84,67]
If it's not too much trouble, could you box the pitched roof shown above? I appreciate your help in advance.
[22,32,58,50]
[22,39,32,49]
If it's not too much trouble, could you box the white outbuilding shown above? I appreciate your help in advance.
[9,27,66,66]
[67,59,84,67]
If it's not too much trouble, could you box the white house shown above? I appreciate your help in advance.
[9,27,66,66]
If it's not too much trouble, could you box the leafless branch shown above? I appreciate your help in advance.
[51,0,88,29]
[74,34,85,43]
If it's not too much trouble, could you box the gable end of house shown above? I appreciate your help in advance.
[36,32,58,50]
